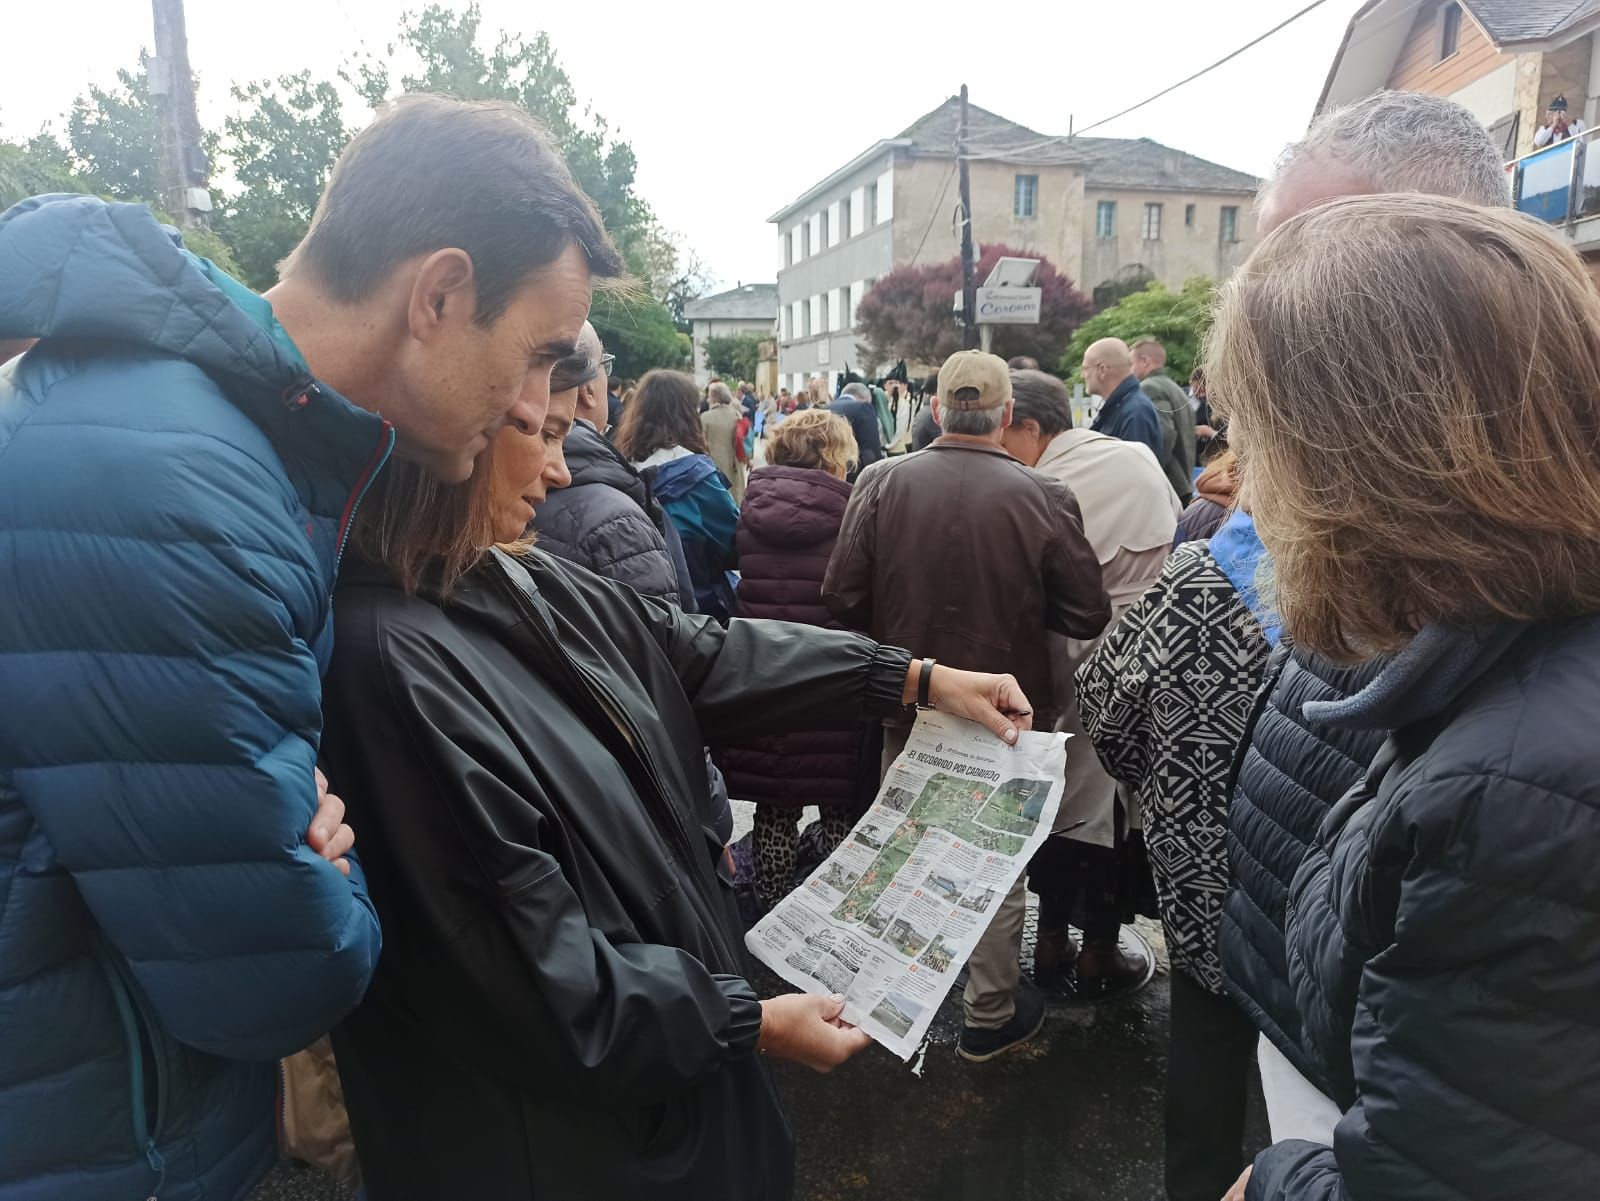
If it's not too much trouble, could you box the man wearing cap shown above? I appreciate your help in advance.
[1535,95,1586,147]
[824,350,1111,1062]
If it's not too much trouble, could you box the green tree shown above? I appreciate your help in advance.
[64,64,164,203]
[703,332,763,382]
[592,290,690,379]
[1061,277,1217,383]
[216,72,347,289]
[0,138,85,208]
[347,4,653,266]
[348,4,687,356]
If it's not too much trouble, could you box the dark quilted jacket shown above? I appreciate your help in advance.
[1247,618,1600,1201]
[713,466,871,810]
[533,420,683,606]
[1219,647,1386,1095]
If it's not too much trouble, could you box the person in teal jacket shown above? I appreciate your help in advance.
[620,370,742,621]
[0,95,621,1201]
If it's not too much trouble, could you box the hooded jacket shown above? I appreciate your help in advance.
[0,195,385,1200]
[320,548,913,1200]
[1248,618,1600,1200]
[642,449,741,620]
[713,466,871,810]
[533,419,684,605]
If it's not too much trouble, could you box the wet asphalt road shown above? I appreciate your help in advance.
[249,803,1268,1201]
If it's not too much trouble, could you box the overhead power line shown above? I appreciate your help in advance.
[1074,0,1335,137]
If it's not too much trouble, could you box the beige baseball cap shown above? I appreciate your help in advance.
[938,350,1013,410]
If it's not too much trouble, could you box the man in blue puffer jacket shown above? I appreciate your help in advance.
[0,94,621,1201]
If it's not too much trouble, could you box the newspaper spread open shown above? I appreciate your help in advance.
[745,710,1068,1060]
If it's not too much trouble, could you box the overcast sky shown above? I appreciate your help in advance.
[3,0,1365,290]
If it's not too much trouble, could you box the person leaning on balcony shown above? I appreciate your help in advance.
[1534,94,1587,148]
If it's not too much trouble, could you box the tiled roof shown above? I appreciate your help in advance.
[898,97,1258,192]
[898,98,1087,166]
[1066,136,1259,193]
[1466,0,1600,43]
[682,283,778,321]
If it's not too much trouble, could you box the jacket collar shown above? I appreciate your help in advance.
[1034,428,1114,472]
[1102,374,1144,412]
[0,194,386,500]
[928,435,1012,456]
[1301,620,1529,731]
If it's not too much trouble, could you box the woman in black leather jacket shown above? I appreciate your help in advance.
[320,376,1034,1201]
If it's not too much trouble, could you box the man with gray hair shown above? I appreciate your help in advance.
[1257,88,1511,235]
[830,380,886,480]
[701,380,747,503]
[825,349,1111,1063]
[1212,88,1515,1201]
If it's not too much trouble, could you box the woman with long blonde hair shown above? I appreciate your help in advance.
[1210,193,1600,1200]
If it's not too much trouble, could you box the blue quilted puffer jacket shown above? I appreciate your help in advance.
[0,196,388,1201]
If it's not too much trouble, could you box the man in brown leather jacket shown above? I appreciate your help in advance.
[823,349,1110,1063]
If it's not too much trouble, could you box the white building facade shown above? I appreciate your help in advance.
[770,146,900,397]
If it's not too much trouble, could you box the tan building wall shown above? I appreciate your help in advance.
[890,157,1087,282]
[1388,0,1509,95]
[893,157,1250,292]
[1079,189,1255,293]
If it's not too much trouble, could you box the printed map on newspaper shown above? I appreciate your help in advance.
[746,710,1068,1060]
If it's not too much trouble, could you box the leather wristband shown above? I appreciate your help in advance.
[917,658,937,709]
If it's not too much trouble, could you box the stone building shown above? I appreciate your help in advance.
[682,282,778,388]
[768,96,1259,393]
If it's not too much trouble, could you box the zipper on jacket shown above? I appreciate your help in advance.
[334,417,396,574]
[508,576,699,867]
[92,945,169,1199]
[490,556,747,970]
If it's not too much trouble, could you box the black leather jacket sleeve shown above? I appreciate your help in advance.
[624,582,913,743]
[338,611,763,1107]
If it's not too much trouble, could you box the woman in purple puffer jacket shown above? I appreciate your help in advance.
[714,409,876,908]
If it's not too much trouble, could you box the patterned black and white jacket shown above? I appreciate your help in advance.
[1077,535,1272,991]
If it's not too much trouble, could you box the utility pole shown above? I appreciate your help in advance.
[149,0,211,227]
[957,84,978,350]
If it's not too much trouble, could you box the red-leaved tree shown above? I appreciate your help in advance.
[853,244,1093,372]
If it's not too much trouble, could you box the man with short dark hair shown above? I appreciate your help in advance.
[0,93,622,1201]
[825,350,1110,1063]
[1132,338,1196,505]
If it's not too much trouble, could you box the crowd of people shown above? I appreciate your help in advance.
[2,83,1598,1201]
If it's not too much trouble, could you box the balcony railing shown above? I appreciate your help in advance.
[1507,124,1600,227]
